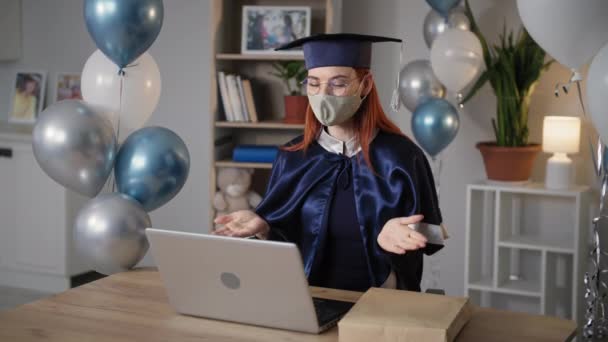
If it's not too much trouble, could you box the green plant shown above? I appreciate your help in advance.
[461,0,553,147]
[270,61,307,96]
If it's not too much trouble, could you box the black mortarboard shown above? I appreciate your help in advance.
[275,33,402,70]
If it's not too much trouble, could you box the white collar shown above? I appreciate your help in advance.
[316,127,379,157]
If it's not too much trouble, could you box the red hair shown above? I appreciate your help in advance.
[283,68,405,171]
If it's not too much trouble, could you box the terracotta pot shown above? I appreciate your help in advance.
[476,142,541,182]
[283,95,308,124]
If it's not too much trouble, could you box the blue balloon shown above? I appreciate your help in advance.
[411,98,460,157]
[426,0,461,17]
[115,127,190,212]
[84,0,164,69]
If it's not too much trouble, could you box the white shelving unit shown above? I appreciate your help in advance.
[464,181,591,327]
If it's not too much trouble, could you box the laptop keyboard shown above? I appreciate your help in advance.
[313,297,355,328]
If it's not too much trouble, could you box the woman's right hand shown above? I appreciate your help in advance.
[212,210,270,238]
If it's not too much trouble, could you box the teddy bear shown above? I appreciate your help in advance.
[213,167,262,230]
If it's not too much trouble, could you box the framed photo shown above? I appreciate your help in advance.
[8,71,46,124]
[241,5,311,55]
[55,73,82,102]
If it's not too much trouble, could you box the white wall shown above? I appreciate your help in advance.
[344,0,597,296]
[0,0,211,267]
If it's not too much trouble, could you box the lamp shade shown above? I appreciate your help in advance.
[542,116,581,154]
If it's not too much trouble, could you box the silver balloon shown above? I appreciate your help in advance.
[399,59,446,112]
[32,100,116,197]
[74,193,151,275]
[423,7,470,48]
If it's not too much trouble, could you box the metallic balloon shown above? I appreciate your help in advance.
[423,7,471,48]
[399,59,446,112]
[74,193,151,275]
[411,98,460,157]
[32,100,116,197]
[115,127,190,212]
[426,0,461,17]
[84,0,164,68]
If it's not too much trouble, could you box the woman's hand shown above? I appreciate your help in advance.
[377,214,427,254]
[212,210,270,238]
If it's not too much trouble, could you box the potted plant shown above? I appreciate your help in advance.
[270,60,308,124]
[461,0,553,182]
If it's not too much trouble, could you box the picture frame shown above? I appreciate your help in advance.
[241,5,311,55]
[8,70,46,124]
[55,72,82,102]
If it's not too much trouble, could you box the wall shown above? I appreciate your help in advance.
[344,0,596,296]
[0,0,211,267]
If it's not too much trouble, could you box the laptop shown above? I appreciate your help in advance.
[145,228,355,333]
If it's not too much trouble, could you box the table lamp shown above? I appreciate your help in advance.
[543,116,581,189]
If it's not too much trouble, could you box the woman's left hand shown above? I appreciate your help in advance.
[377,214,427,254]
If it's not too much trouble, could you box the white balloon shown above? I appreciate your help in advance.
[430,29,483,93]
[81,50,161,140]
[587,42,608,146]
[517,0,608,71]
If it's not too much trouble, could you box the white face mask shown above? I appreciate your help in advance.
[308,81,367,126]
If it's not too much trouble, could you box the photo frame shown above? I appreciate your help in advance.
[55,72,82,102]
[8,70,46,124]
[241,5,311,55]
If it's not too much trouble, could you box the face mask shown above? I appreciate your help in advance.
[308,82,367,126]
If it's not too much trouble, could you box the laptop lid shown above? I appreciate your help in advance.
[145,228,320,333]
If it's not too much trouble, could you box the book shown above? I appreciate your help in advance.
[236,75,250,122]
[217,71,234,121]
[233,145,278,163]
[241,79,259,123]
[339,288,472,342]
[226,74,244,121]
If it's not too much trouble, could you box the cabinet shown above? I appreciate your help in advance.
[464,181,591,327]
[0,133,89,293]
[207,0,342,230]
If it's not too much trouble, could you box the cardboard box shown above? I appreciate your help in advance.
[338,288,472,342]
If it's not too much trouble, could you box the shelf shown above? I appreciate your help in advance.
[497,278,541,297]
[216,53,304,61]
[468,289,542,315]
[215,160,273,169]
[468,279,540,298]
[468,181,589,197]
[468,276,493,291]
[215,121,304,130]
[498,234,574,254]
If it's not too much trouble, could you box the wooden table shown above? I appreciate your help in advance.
[0,267,576,341]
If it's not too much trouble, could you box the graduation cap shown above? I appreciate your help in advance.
[275,33,402,70]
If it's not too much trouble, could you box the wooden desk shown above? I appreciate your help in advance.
[0,268,576,341]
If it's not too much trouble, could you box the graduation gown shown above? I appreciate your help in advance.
[254,130,444,292]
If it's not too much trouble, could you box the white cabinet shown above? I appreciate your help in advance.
[0,133,89,293]
[465,181,590,327]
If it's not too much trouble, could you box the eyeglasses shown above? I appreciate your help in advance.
[300,76,361,96]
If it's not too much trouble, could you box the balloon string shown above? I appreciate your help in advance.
[431,154,442,204]
[555,71,604,179]
[112,75,124,193]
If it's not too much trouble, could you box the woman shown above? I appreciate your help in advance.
[214,33,446,292]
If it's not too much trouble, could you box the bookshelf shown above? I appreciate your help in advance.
[208,0,342,230]
[464,181,591,328]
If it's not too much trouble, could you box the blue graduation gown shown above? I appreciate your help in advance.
[254,130,444,291]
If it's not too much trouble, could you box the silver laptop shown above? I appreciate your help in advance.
[145,228,354,334]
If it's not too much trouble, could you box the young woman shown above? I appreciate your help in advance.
[214,34,446,292]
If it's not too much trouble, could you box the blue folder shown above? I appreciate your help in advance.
[232,145,279,163]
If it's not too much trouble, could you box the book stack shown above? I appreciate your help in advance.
[217,71,259,122]
[233,145,279,163]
